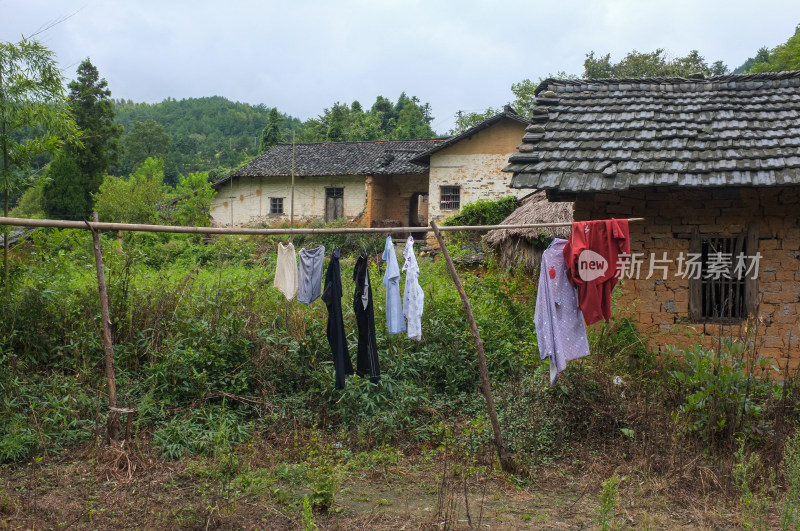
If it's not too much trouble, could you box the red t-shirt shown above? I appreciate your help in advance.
[563,219,630,325]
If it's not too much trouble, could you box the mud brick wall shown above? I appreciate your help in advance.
[573,185,800,364]
[365,174,428,227]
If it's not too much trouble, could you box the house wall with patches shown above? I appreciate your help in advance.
[210,175,367,226]
[574,185,800,364]
[427,119,529,229]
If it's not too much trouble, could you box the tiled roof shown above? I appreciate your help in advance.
[410,106,528,164]
[503,71,800,197]
[214,139,445,188]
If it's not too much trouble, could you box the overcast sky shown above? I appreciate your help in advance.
[3,0,799,134]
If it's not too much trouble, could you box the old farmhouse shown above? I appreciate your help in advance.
[503,71,800,362]
[210,108,529,233]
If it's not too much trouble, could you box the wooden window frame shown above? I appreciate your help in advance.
[440,186,461,210]
[688,223,759,323]
[269,197,284,215]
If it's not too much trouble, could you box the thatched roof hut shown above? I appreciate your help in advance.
[484,191,573,274]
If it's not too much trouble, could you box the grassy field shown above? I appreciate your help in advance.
[1,228,798,529]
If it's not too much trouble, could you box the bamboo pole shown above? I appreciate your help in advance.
[430,220,516,474]
[0,216,644,235]
[88,212,120,442]
[290,130,295,241]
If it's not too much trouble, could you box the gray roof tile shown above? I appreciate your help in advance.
[504,71,800,192]
[214,138,446,188]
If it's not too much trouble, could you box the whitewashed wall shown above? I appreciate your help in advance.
[210,175,367,226]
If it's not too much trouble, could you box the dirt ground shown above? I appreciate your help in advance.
[0,437,758,530]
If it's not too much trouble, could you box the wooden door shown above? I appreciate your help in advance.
[325,188,344,223]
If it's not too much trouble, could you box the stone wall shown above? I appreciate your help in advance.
[427,119,528,226]
[210,175,367,226]
[574,185,800,364]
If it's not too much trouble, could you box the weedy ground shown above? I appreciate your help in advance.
[1,228,798,529]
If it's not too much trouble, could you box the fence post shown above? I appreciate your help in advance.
[88,212,119,442]
[430,221,515,473]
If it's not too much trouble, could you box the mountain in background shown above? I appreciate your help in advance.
[112,96,302,182]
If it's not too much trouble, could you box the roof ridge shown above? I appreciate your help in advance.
[535,70,800,95]
[271,138,445,147]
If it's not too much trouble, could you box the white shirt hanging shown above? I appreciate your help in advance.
[274,242,298,300]
[402,236,424,341]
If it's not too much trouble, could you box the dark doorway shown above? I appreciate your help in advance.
[409,192,428,240]
[325,187,344,223]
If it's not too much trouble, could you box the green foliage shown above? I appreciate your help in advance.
[42,154,87,220]
[510,72,579,114]
[747,26,800,73]
[782,430,800,529]
[301,495,316,530]
[9,179,45,218]
[448,108,499,135]
[670,339,779,445]
[584,48,727,78]
[119,119,172,180]
[113,96,288,179]
[734,440,775,530]
[1,37,79,297]
[43,58,121,220]
[152,405,252,459]
[734,47,772,74]
[94,157,169,224]
[0,38,79,201]
[259,107,284,152]
[442,196,518,227]
[441,196,519,246]
[171,171,216,227]
[297,93,435,143]
[593,473,620,531]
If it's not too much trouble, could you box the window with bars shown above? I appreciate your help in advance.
[701,236,746,320]
[269,197,283,215]
[440,186,460,210]
[688,224,759,323]
[326,187,344,198]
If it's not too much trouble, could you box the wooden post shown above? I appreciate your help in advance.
[88,212,120,442]
[430,221,515,473]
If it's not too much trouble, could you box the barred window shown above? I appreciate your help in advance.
[688,226,759,324]
[699,236,746,321]
[269,197,284,215]
[440,186,460,210]
[326,187,344,198]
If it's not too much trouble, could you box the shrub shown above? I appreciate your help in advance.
[670,338,779,445]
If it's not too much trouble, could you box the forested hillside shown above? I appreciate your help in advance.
[112,97,298,181]
[111,93,439,183]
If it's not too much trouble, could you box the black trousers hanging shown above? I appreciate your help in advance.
[353,251,380,383]
[321,248,353,389]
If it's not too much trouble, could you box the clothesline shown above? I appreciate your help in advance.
[0,216,645,236]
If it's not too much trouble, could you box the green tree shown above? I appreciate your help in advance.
[94,157,168,224]
[392,94,435,139]
[172,171,216,227]
[120,119,171,175]
[42,155,86,219]
[326,102,349,142]
[43,58,121,220]
[1,38,78,298]
[748,26,800,73]
[259,107,284,152]
[584,49,723,78]
[733,47,771,74]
